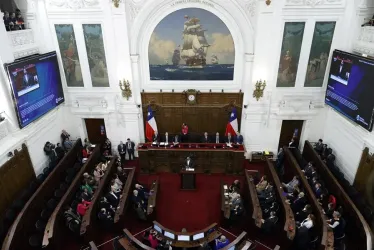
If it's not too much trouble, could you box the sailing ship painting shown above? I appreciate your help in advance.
[149,8,235,81]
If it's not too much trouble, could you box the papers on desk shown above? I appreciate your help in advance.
[160,142,165,146]
[91,144,96,148]
[223,185,228,190]
[226,143,233,148]
[152,142,157,145]
[185,168,195,171]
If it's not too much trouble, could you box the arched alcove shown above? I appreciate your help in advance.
[129,0,255,91]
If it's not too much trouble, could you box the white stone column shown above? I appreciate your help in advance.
[34,0,54,52]
[0,12,20,131]
[130,54,145,142]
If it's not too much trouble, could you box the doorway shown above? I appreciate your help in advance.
[84,118,107,145]
[278,120,304,150]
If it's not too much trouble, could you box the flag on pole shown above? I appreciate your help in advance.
[146,106,158,142]
[225,107,238,136]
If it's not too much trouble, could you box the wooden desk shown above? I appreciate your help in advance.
[89,241,99,250]
[80,157,117,236]
[119,229,155,250]
[221,181,230,219]
[42,146,102,249]
[153,221,221,248]
[245,170,262,228]
[220,231,247,250]
[180,170,196,190]
[1,139,83,250]
[114,168,135,224]
[265,159,296,241]
[138,143,245,174]
[303,141,374,250]
[147,177,159,215]
[283,147,333,250]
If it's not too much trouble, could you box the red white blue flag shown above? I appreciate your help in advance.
[146,106,158,142]
[225,108,238,136]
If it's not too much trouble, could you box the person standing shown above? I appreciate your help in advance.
[126,138,135,160]
[118,141,126,164]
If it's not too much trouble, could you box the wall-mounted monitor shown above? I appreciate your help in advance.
[4,52,65,128]
[154,224,162,233]
[177,235,190,241]
[164,231,175,239]
[192,232,204,241]
[325,50,374,131]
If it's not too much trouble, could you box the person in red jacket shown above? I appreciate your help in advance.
[77,198,91,216]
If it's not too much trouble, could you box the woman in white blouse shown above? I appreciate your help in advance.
[300,214,315,229]
[94,165,104,183]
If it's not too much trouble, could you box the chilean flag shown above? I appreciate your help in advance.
[225,108,238,136]
[146,106,158,142]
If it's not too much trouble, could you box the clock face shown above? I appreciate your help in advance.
[188,95,195,101]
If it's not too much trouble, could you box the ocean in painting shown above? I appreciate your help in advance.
[149,64,234,80]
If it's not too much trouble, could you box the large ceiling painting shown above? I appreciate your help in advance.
[148,8,235,81]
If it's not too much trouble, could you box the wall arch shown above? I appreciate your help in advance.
[129,0,255,91]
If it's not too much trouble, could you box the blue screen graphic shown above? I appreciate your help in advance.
[325,50,374,131]
[5,52,65,128]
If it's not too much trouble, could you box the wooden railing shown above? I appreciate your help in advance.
[1,139,83,250]
[42,146,101,249]
[265,158,296,241]
[303,140,373,250]
[147,177,159,216]
[114,168,135,223]
[221,231,248,250]
[245,170,263,228]
[119,229,155,250]
[283,147,333,250]
[80,157,117,236]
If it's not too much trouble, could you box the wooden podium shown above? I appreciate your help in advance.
[180,170,196,190]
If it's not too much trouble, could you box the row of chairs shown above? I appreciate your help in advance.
[0,159,59,246]
[28,161,82,248]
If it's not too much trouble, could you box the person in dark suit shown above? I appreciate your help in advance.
[103,138,112,155]
[118,141,126,164]
[22,69,34,87]
[276,148,285,177]
[296,204,312,222]
[235,131,244,145]
[98,208,113,227]
[173,134,180,145]
[314,139,324,155]
[214,132,221,144]
[126,138,135,160]
[261,211,278,233]
[228,180,240,193]
[184,156,194,169]
[288,137,298,148]
[55,143,65,161]
[152,131,160,143]
[291,192,306,212]
[106,190,120,207]
[201,132,210,143]
[163,132,171,144]
[81,188,92,201]
[225,133,233,144]
[324,203,335,219]
[314,183,323,198]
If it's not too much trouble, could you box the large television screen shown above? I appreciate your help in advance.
[4,52,65,128]
[325,50,374,131]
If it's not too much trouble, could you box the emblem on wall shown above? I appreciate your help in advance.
[183,89,200,105]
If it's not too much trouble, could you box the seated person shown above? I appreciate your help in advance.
[256,175,268,193]
[94,165,104,183]
[230,193,242,206]
[318,193,329,208]
[81,188,93,201]
[135,202,147,221]
[261,211,278,233]
[263,202,278,217]
[135,183,150,200]
[328,194,337,210]
[63,138,73,151]
[111,180,122,195]
[282,176,299,193]
[291,192,306,212]
[327,211,346,239]
[235,131,244,145]
[201,132,210,143]
[299,214,315,230]
[81,180,94,194]
[98,208,113,226]
[83,172,97,188]
[225,133,234,144]
[230,204,244,219]
[215,235,230,250]
[106,189,120,207]
[163,132,171,144]
[82,146,92,158]
[77,198,91,216]
[229,179,240,193]
[314,183,323,199]
[113,174,123,189]
[117,167,128,182]
[132,190,146,208]
[173,134,180,145]
[258,183,273,200]
[260,193,276,210]
[314,139,324,154]
[214,132,221,144]
[144,229,159,248]
[296,204,312,222]
[324,202,335,219]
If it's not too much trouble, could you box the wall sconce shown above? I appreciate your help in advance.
[112,0,122,8]
[253,80,266,101]
[244,105,248,109]
[266,0,271,5]
[119,79,132,100]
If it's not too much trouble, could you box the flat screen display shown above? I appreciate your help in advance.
[325,50,374,131]
[193,232,204,240]
[164,231,175,239]
[177,235,190,241]
[4,52,65,128]
[154,224,162,233]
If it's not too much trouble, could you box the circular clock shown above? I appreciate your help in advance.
[188,95,195,101]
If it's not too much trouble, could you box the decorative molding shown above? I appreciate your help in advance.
[0,121,9,141]
[8,30,35,47]
[244,0,257,17]
[285,0,343,7]
[13,48,39,59]
[353,26,374,57]
[48,0,100,9]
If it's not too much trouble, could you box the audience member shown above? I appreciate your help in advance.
[84,138,92,148]
[256,175,268,193]
[163,132,170,144]
[295,204,312,222]
[314,183,323,199]
[118,141,126,164]
[94,165,104,183]
[61,129,70,141]
[314,139,324,155]
[126,138,135,160]
[106,189,120,207]
[135,202,147,221]
[77,198,91,216]
[215,235,230,250]
[299,214,315,230]
[55,143,65,160]
[173,134,180,145]
[261,211,278,233]
[328,211,346,239]
[98,208,113,227]
[81,188,92,201]
[228,180,240,193]
[225,133,233,144]
[135,183,150,200]
[291,192,306,212]
[324,203,335,219]
[282,176,299,193]
[103,138,112,155]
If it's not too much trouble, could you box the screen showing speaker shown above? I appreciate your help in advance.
[177,235,190,241]
[192,232,204,240]
[164,231,175,239]
[325,50,374,131]
[4,52,65,128]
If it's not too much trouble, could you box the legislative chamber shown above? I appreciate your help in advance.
[1,0,374,250]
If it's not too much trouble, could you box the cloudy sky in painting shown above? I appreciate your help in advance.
[148,8,235,65]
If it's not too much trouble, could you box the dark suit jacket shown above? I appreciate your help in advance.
[292,197,306,212]
[152,134,159,143]
[262,216,278,232]
[23,73,34,86]
[163,135,171,143]
[315,188,323,198]
[106,192,119,207]
[184,159,195,169]
[289,141,298,148]
[125,141,135,152]
[118,144,126,155]
[201,136,210,143]
[236,135,243,144]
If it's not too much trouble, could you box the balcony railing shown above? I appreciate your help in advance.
[353,26,374,57]
[7,29,39,59]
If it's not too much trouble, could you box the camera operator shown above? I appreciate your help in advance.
[44,141,57,163]
[55,143,65,161]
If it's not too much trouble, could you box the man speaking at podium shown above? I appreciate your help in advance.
[184,156,194,171]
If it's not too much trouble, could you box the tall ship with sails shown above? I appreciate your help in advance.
[172,46,181,65]
[211,55,218,64]
[181,16,210,68]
